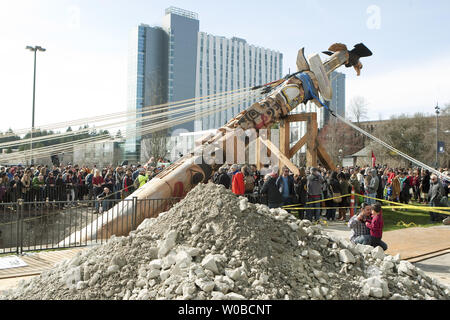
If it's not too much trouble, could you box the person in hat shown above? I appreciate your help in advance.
[306,167,324,221]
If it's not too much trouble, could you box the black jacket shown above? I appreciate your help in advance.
[216,173,231,189]
[294,176,308,204]
[261,177,283,205]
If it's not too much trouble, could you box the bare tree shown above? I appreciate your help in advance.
[443,103,450,115]
[318,119,364,165]
[348,96,369,125]
[140,130,169,163]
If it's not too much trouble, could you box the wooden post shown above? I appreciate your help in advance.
[306,113,318,167]
[279,119,290,159]
[256,130,261,170]
[259,137,299,176]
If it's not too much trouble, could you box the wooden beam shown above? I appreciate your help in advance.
[279,120,290,159]
[317,144,337,171]
[306,113,318,167]
[285,113,316,123]
[289,134,308,159]
[259,137,300,176]
[255,130,261,170]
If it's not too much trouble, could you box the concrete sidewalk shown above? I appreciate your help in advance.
[321,221,450,286]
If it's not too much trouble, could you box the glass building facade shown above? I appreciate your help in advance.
[194,33,283,131]
[125,7,283,162]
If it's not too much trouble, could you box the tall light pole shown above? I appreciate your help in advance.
[26,45,46,166]
[435,103,440,169]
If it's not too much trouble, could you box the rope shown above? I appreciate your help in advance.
[322,105,450,182]
[0,87,257,148]
[0,86,255,138]
[0,89,262,162]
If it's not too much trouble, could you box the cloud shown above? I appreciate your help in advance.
[346,55,450,120]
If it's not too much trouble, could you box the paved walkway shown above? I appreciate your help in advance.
[322,221,450,286]
[0,248,87,294]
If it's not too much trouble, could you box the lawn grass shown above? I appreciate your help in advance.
[382,201,449,232]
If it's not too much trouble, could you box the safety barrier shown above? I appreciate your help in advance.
[0,197,182,255]
[282,193,449,215]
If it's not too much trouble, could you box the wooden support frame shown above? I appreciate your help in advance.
[253,112,336,171]
[258,137,300,176]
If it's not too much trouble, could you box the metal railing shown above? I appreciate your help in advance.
[0,197,181,255]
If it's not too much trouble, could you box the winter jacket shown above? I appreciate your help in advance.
[217,173,231,189]
[261,177,284,205]
[294,176,308,204]
[428,180,445,205]
[231,171,245,195]
[307,173,324,197]
[421,174,431,193]
[366,213,384,238]
[349,177,360,194]
[392,177,401,199]
[275,175,295,199]
[368,174,379,194]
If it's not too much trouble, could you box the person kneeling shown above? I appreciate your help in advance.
[366,202,388,251]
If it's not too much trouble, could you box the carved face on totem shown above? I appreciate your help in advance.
[235,81,305,131]
[237,98,286,130]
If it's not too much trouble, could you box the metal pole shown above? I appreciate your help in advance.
[31,49,37,166]
[435,104,439,169]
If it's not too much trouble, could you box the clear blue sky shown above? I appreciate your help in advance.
[1,0,449,132]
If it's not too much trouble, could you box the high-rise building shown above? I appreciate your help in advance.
[195,33,283,131]
[125,24,168,162]
[125,7,283,162]
[321,71,346,126]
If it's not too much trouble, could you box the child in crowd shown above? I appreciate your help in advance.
[365,202,388,251]
[384,182,393,201]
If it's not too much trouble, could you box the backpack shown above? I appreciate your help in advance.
[86,173,93,186]
[244,175,255,193]
[133,177,140,189]
[328,183,342,203]
[332,188,342,203]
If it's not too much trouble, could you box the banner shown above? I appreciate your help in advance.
[438,141,445,154]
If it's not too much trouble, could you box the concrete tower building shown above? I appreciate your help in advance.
[125,7,283,162]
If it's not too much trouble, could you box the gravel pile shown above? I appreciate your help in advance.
[1,183,449,300]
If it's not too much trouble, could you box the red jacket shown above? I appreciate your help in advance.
[387,172,395,184]
[231,172,245,195]
[92,176,104,187]
[366,212,384,238]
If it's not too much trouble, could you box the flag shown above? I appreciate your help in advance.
[371,151,376,167]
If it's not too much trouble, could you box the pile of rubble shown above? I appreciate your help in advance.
[1,183,449,300]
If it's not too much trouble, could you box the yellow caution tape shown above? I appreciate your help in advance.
[283,194,449,216]
[395,221,418,228]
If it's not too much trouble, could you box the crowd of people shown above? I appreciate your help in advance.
[212,163,450,224]
[0,157,170,213]
[1,158,449,222]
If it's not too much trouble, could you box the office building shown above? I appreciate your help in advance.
[125,7,283,162]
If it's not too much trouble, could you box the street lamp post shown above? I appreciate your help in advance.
[26,45,46,166]
[435,103,440,169]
